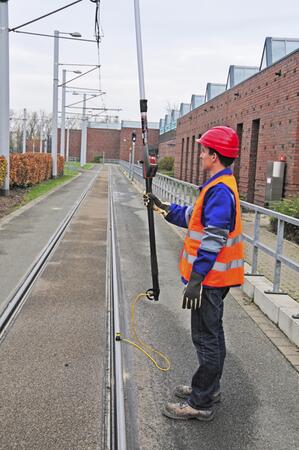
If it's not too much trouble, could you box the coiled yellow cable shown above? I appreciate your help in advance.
[117,293,171,372]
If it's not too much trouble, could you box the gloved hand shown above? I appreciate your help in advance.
[143,192,170,217]
[182,272,204,310]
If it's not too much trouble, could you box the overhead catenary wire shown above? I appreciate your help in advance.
[9,0,84,32]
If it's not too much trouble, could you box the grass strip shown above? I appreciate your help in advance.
[22,169,77,204]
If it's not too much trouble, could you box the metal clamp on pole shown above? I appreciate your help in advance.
[133,0,160,301]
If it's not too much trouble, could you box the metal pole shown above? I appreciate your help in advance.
[51,30,59,177]
[0,0,10,194]
[22,108,27,153]
[103,152,105,165]
[128,146,132,179]
[60,69,66,159]
[80,93,87,167]
[39,113,43,152]
[133,0,145,99]
[132,141,135,182]
[66,121,70,162]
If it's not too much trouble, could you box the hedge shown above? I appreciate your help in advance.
[9,153,64,187]
[0,156,7,187]
[269,198,299,245]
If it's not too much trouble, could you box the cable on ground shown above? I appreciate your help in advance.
[117,293,171,372]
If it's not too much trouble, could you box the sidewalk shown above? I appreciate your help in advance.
[0,167,108,450]
[113,165,299,450]
[0,166,100,316]
[242,213,299,302]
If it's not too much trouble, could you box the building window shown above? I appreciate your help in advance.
[185,137,190,181]
[234,123,243,185]
[247,119,260,203]
[180,138,184,179]
[191,135,195,183]
[196,134,201,185]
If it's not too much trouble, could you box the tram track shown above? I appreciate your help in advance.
[0,170,100,341]
[104,167,128,450]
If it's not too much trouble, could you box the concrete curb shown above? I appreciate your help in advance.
[119,167,299,355]
[0,173,81,228]
[243,263,299,347]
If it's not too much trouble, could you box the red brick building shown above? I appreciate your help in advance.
[60,120,159,163]
[159,42,299,205]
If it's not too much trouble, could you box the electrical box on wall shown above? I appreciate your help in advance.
[265,161,286,204]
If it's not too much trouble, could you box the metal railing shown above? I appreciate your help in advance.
[120,160,299,295]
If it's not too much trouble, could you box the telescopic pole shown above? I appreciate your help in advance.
[133,0,159,301]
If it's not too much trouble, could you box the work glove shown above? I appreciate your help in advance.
[143,192,170,217]
[182,272,204,310]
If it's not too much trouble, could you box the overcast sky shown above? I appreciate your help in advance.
[9,0,299,123]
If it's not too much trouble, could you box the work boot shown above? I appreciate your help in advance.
[162,401,214,421]
[173,385,221,403]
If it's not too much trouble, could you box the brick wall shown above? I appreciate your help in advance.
[63,125,159,163]
[119,127,159,162]
[87,128,120,161]
[174,50,299,204]
[158,129,176,159]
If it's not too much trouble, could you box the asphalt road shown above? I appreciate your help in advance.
[111,165,299,450]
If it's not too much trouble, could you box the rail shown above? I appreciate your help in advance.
[106,167,127,450]
[120,160,299,295]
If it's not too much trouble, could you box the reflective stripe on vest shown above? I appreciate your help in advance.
[181,249,244,272]
[187,230,243,247]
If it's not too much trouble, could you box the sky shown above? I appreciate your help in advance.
[8,0,299,123]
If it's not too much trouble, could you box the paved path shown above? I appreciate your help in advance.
[112,166,299,450]
[242,213,299,302]
[0,168,108,450]
[0,167,100,316]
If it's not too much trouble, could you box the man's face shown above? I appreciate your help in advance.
[200,146,216,172]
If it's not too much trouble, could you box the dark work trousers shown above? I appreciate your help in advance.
[187,286,230,410]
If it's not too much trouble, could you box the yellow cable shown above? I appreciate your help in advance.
[117,292,171,372]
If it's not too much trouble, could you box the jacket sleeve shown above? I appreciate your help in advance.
[192,185,235,278]
[165,204,194,229]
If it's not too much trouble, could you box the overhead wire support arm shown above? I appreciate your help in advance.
[10,30,96,43]
[59,66,100,87]
[66,92,106,108]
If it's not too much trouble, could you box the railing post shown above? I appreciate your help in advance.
[272,219,284,293]
[251,212,261,274]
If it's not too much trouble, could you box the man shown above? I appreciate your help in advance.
[145,126,244,422]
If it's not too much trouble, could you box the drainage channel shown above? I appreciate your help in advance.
[0,170,100,340]
[104,167,127,450]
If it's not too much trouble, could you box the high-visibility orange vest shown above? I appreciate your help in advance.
[180,174,244,287]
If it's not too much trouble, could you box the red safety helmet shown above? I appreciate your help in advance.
[197,126,239,158]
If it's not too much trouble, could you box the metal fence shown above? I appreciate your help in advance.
[120,160,299,297]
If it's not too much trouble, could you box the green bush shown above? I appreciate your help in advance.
[269,198,299,244]
[93,155,103,163]
[158,156,174,171]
